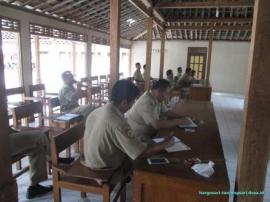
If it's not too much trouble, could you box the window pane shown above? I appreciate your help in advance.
[199,64,203,71]
[195,56,199,63]
[2,30,22,89]
[194,64,199,71]
[190,64,194,69]
[200,56,204,63]
[190,56,194,63]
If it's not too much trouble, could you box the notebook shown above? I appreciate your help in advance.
[178,117,198,128]
[153,136,191,152]
[56,113,81,121]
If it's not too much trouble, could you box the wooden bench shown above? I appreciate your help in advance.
[51,123,127,202]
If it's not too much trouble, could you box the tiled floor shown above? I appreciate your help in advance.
[16,93,270,202]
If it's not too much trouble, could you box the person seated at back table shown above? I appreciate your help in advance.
[82,80,174,184]
[59,71,96,119]
[176,66,183,81]
[166,69,176,87]
[127,79,191,143]
[177,67,193,88]
[9,127,73,199]
[133,62,144,82]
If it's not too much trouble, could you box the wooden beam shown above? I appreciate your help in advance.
[155,1,254,9]
[235,0,270,201]
[0,25,18,202]
[145,17,153,91]
[159,29,165,79]
[206,28,213,83]
[166,25,252,31]
[167,17,253,23]
[110,0,120,89]
[128,0,164,29]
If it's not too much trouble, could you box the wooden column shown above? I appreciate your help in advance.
[159,29,165,79]
[0,29,18,201]
[110,0,120,89]
[206,28,213,83]
[145,17,153,90]
[235,0,270,202]
[34,35,41,84]
[72,41,76,76]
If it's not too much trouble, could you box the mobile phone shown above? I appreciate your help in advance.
[147,157,170,165]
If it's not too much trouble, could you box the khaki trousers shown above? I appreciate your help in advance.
[9,131,50,185]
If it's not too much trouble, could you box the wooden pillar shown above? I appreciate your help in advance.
[159,29,165,79]
[145,17,153,90]
[206,28,213,83]
[109,0,120,89]
[72,41,76,77]
[20,19,32,96]
[0,29,18,201]
[86,35,92,78]
[34,35,41,84]
[235,0,270,202]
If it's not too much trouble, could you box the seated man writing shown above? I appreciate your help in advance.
[9,127,73,199]
[82,80,174,184]
[127,79,190,143]
[59,71,95,119]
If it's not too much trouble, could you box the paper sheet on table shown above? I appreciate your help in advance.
[153,136,191,152]
[178,117,198,128]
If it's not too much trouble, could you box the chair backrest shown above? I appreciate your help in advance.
[29,83,46,97]
[90,76,99,86]
[78,89,89,105]
[48,97,61,116]
[51,123,84,165]
[99,75,107,83]
[81,77,91,88]
[6,87,25,96]
[12,101,43,128]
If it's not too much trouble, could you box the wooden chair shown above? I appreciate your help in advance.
[90,76,99,86]
[51,123,127,202]
[47,97,83,157]
[90,86,102,107]
[81,77,91,89]
[99,75,109,104]
[29,83,58,116]
[11,101,50,172]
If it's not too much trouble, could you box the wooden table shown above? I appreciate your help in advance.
[190,80,212,101]
[133,100,229,202]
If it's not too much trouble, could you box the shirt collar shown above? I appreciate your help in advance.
[108,102,124,119]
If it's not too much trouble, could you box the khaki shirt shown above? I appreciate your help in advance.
[83,103,147,170]
[178,73,192,87]
[59,84,79,111]
[133,69,144,82]
[127,91,168,142]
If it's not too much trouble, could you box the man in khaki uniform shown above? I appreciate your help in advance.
[59,71,95,119]
[133,62,144,82]
[177,67,193,88]
[127,79,191,143]
[166,69,176,87]
[9,128,73,199]
[83,80,174,184]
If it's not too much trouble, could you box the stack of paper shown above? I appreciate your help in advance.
[56,113,81,121]
[153,136,191,152]
[178,117,198,128]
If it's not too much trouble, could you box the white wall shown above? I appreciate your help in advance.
[131,40,250,95]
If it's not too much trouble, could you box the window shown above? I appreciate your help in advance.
[91,43,131,78]
[30,24,87,93]
[1,17,22,89]
[187,47,207,80]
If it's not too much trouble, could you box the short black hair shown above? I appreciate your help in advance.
[135,62,141,67]
[110,80,140,104]
[186,67,192,73]
[166,69,173,76]
[61,71,73,81]
[177,67,182,71]
[151,79,171,90]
